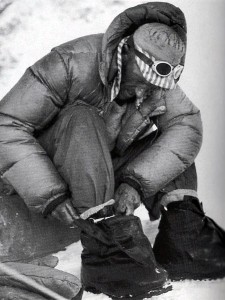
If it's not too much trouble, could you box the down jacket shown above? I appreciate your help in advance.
[0,2,203,213]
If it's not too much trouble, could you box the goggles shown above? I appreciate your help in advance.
[127,36,184,89]
[151,57,184,79]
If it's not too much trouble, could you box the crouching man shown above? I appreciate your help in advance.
[0,2,224,298]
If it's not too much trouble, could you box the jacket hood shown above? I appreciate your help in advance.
[99,2,187,86]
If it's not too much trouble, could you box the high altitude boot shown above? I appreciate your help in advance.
[80,215,171,299]
[153,196,225,280]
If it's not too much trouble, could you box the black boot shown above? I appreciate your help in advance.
[80,215,171,299]
[153,196,225,280]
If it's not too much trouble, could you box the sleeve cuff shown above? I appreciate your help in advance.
[42,193,69,216]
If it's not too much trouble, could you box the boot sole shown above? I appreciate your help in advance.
[167,269,225,281]
[84,282,172,299]
[111,283,172,300]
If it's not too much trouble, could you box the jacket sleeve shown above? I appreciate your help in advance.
[0,50,70,214]
[119,86,203,199]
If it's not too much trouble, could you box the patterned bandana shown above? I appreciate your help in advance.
[111,36,183,101]
[110,36,129,101]
[134,42,183,90]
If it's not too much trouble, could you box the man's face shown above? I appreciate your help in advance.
[116,49,161,103]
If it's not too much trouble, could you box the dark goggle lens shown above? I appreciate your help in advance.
[156,63,172,76]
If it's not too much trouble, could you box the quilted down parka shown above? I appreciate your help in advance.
[0,2,202,214]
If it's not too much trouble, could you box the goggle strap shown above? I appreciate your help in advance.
[127,36,154,67]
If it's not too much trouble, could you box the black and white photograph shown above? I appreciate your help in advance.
[0,0,225,299]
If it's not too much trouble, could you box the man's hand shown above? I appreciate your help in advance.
[114,183,141,215]
[51,198,79,226]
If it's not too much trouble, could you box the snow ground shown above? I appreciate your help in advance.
[0,0,225,299]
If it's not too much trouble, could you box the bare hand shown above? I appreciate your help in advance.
[114,183,141,215]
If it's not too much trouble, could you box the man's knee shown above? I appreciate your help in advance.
[142,163,198,220]
[38,103,108,158]
[160,163,198,206]
[160,163,197,194]
[58,104,106,138]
